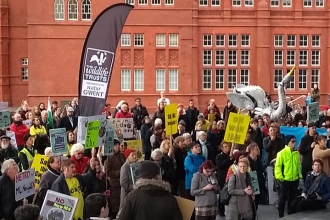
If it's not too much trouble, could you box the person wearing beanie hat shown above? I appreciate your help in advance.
[117,160,183,220]
[119,150,137,205]
[173,120,186,140]
[274,135,302,218]
[123,148,134,159]
[19,133,35,171]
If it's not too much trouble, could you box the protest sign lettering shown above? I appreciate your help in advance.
[224,112,250,145]
[109,118,134,140]
[50,128,67,155]
[85,120,101,149]
[31,154,49,188]
[165,104,178,136]
[15,168,36,201]
[77,114,106,144]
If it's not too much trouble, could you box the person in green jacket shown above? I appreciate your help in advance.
[274,135,302,218]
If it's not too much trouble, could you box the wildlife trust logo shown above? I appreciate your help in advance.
[83,48,115,83]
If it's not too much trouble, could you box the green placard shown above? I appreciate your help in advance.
[85,120,101,149]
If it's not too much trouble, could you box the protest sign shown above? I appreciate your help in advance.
[224,112,250,145]
[126,140,143,159]
[40,190,78,220]
[175,196,195,220]
[109,118,134,140]
[31,154,49,188]
[23,119,32,128]
[85,120,101,149]
[165,104,178,136]
[0,102,8,111]
[130,162,141,184]
[102,122,114,156]
[15,168,36,201]
[250,171,260,195]
[0,110,10,128]
[50,128,67,155]
[307,102,319,122]
[6,130,17,148]
[77,114,106,144]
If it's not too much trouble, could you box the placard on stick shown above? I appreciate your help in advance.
[224,112,250,145]
[165,104,178,136]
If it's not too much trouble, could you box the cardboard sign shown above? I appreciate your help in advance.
[77,114,106,144]
[126,140,143,159]
[85,120,101,149]
[50,128,68,155]
[0,110,10,128]
[6,130,17,148]
[307,102,319,122]
[224,112,250,145]
[250,171,260,195]
[31,154,49,188]
[40,190,78,220]
[22,119,32,128]
[109,118,134,140]
[102,122,115,156]
[0,102,8,111]
[15,168,36,201]
[174,196,195,220]
[165,104,178,136]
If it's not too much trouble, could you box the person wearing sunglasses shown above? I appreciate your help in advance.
[274,135,302,218]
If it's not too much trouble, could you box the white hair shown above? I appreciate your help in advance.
[41,110,48,116]
[14,114,21,119]
[116,100,126,108]
[198,131,207,138]
[1,159,16,174]
[70,143,84,156]
[44,147,52,156]
[155,118,162,125]
[182,133,191,139]
[151,149,163,160]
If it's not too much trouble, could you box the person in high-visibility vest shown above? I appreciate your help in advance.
[19,133,35,171]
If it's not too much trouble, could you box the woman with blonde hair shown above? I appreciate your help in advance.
[192,121,203,141]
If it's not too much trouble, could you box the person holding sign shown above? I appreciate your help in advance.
[51,158,97,220]
[19,134,35,171]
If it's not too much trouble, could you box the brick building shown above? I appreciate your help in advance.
[0,0,329,111]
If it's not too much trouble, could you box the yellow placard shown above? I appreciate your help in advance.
[31,154,49,188]
[224,112,250,145]
[165,104,178,136]
[126,140,143,159]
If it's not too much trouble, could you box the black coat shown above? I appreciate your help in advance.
[299,133,317,169]
[36,168,60,207]
[250,127,264,151]
[58,116,78,132]
[263,136,285,166]
[140,123,152,153]
[173,146,187,180]
[0,146,19,165]
[185,107,200,133]
[130,105,149,130]
[215,152,234,187]
[207,130,223,155]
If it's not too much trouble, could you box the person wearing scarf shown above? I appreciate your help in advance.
[227,157,254,220]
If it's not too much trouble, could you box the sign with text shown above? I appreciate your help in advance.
[307,102,319,122]
[102,122,115,156]
[31,154,49,188]
[15,168,36,201]
[109,118,134,140]
[250,171,260,195]
[224,112,250,145]
[6,130,17,149]
[126,140,143,159]
[40,190,78,220]
[0,110,10,128]
[77,114,106,144]
[50,128,67,155]
[165,104,178,136]
[85,120,101,149]
[0,102,8,111]
[23,119,32,128]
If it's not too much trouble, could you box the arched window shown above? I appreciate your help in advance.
[82,0,91,20]
[54,0,64,20]
[68,0,78,20]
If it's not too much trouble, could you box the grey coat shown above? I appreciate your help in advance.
[190,172,218,207]
[226,174,253,220]
[120,162,134,206]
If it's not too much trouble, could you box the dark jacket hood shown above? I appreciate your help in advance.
[133,178,171,196]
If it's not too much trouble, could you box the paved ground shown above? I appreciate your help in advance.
[216,205,279,220]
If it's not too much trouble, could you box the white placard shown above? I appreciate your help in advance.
[15,168,36,201]
[109,118,134,139]
[267,166,278,205]
[6,130,17,149]
[22,119,32,128]
[77,114,106,144]
[0,102,8,111]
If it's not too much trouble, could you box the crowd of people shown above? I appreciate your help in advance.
[0,88,330,220]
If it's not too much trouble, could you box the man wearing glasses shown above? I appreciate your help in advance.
[274,135,302,218]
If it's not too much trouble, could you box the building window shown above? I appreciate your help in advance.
[316,0,324,7]
[216,35,225,46]
[228,50,237,66]
[134,69,144,91]
[82,0,91,20]
[286,69,295,89]
[199,0,208,5]
[286,50,295,66]
[138,0,148,5]
[303,0,312,7]
[134,34,144,46]
[244,0,253,6]
[169,69,178,90]
[156,69,165,91]
[202,69,212,90]
[21,68,28,81]
[215,69,224,89]
[54,0,64,20]
[21,58,28,65]
[215,50,225,66]
[298,69,307,89]
[283,0,292,7]
[312,35,320,47]
[169,34,179,46]
[152,0,161,5]
[274,35,283,47]
[311,50,320,66]
[228,35,237,47]
[165,0,174,5]
[211,0,220,6]
[299,50,308,66]
[228,69,237,89]
[299,35,308,47]
[240,50,249,65]
[241,35,250,47]
[156,34,166,46]
[68,0,78,20]
[121,34,131,46]
[203,34,212,46]
[311,69,320,88]
[240,69,249,85]
[203,50,212,65]
[287,35,296,47]
[274,50,283,65]
[121,69,131,91]
[125,0,134,5]
[232,0,241,6]
[274,69,283,89]
[270,0,279,6]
